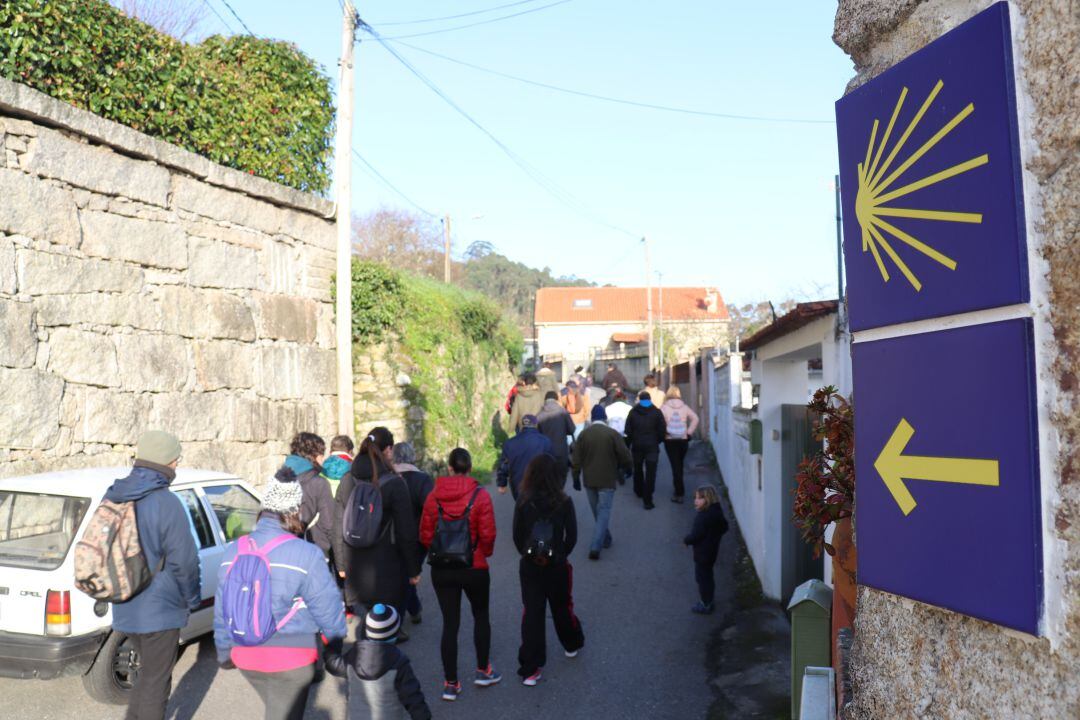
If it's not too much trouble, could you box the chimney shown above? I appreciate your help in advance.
[705,289,719,313]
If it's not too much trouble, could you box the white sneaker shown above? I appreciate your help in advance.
[564,649,579,658]
[522,669,542,686]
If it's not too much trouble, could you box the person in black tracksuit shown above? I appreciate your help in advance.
[683,484,729,614]
[624,391,667,509]
[325,604,432,720]
[512,454,585,685]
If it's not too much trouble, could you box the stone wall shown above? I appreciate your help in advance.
[0,78,338,484]
[834,1,1079,717]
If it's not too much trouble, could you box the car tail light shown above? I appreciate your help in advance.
[45,590,71,637]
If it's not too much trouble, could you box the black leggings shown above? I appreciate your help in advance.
[664,439,690,498]
[432,566,491,683]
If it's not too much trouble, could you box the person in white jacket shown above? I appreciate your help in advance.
[660,386,700,503]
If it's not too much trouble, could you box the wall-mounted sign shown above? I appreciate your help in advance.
[853,319,1042,634]
[836,2,1027,332]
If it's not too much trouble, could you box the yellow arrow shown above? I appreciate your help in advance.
[874,418,1000,515]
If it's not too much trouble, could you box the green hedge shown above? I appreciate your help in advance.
[350,261,523,480]
[0,0,333,193]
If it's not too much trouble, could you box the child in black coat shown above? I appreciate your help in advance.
[683,484,729,614]
[325,604,432,720]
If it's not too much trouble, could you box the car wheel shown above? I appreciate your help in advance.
[82,631,138,705]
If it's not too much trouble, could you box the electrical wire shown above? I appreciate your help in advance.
[395,41,834,125]
[360,22,637,238]
[216,0,255,35]
[376,0,545,26]
[352,149,438,218]
[372,0,574,41]
[200,0,236,34]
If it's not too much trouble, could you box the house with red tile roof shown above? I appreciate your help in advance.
[534,286,730,382]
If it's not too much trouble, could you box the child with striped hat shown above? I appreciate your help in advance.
[325,604,431,719]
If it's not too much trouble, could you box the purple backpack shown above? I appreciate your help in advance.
[221,535,303,647]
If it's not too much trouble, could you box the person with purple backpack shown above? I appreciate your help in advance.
[213,467,347,720]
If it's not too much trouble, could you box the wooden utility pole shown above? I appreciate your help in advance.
[657,270,665,369]
[334,1,357,436]
[443,214,452,283]
[644,236,654,371]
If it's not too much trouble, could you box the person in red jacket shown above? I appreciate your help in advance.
[419,448,501,702]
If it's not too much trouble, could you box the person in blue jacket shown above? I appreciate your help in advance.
[496,414,553,500]
[104,431,200,720]
[214,467,347,720]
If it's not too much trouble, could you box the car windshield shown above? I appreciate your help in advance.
[0,491,90,570]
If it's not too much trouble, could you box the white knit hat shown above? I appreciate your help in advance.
[263,466,304,515]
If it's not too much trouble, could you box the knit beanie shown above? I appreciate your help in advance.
[365,603,400,641]
[262,466,304,515]
[591,405,608,422]
[135,430,182,466]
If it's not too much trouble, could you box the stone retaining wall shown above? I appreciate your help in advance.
[834,1,1079,717]
[0,78,338,483]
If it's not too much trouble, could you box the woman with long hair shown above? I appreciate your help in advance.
[419,448,501,701]
[332,427,422,632]
[512,453,584,687]
[213,468,347,720]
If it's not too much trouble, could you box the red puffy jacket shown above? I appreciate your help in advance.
[419,475,497,571]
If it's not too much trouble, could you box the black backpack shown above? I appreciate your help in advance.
[525,507,557,567]
[427,488,482,568]
[342,473,398,549]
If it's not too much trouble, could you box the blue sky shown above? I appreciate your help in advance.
[197,0,853,306]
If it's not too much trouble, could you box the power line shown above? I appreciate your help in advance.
[395,41,835,125]
[200,0,236,34]
[376,0,545,26]
[372,0,574,41]
[352,148,438,218]
[360,22,636,238]
[216,0,255,35]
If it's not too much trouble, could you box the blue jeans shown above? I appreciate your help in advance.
[585,488,614,552]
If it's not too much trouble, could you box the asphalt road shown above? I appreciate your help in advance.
[1,444,728,719]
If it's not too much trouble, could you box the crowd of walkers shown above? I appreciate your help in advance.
[92,360,727,720]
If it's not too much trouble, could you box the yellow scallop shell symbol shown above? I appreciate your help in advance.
[855,80,989,291]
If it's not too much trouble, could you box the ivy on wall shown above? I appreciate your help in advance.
[0,0,334,193]
[350,260,523,480]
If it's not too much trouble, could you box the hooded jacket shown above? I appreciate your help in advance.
[601,368,629,391]
[104,461,201,634]
[213,515,347,668]
[571,422,634,490]
[625,403,667,453]
[285,454,336,557]
[506,386,546,434]
[536,399,575,461]
[684,503,729,565]
[334,457,422,610]
[419,475,496,571]
[661,398,700,439]
[536,367,560,397]
[496,427,553,496]
[325,636,431,720]
[321,452,353,497]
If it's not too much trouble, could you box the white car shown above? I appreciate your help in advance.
[0,467,262,704]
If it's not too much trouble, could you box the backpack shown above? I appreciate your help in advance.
[668,409,687,439]
[74,499,159,602]
[525,512,557,567]
[220,535,302,647]
[427,488,482,568]
[564,392,578,415]
[342,475,394,549]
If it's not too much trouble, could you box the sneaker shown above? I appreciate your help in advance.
[395,628,410,644]
[643,501,655,510]
[691,601,715,615]
[602,535,612,549]
[564,648,579,658]
[442,681,462,701]
[588,550,600,560]
[474,664,502,687]
[522,669,542,687]
[671,495,684,504]
[410,612,422,625]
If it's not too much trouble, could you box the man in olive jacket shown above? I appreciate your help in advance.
[571,405,633,559]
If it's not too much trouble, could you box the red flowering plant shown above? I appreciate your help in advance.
[792,386,854,558]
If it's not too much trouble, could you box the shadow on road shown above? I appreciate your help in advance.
[166,638,218,720]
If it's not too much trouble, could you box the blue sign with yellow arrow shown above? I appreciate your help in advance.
[836,2,1028,332]
[853,318,1042,634]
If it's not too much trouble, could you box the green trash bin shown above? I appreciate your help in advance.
[787,579,832,720]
